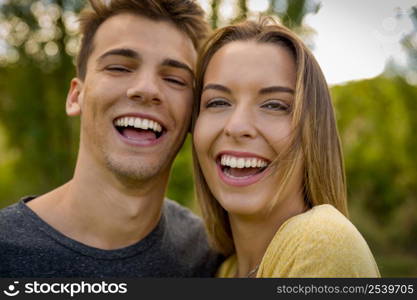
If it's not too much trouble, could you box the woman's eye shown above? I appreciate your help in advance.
[164,77,187,86]
[205,98,230,108]
[261,100,290,112]
[105,65,131,73]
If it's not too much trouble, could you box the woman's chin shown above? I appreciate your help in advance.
[218,195,267,218]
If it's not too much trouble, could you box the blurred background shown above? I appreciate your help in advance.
[0,0,416,276]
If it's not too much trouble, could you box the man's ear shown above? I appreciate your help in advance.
[66,78,84,116]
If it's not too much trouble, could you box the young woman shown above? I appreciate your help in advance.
[192,19,380,277]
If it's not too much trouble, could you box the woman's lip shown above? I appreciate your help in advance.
[216,160,270,187]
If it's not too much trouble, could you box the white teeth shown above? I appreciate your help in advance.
[237,158,245,169]
[134,118,141,128]
[142,119,149,129]
[230,157,237,168]
[114,116,163,133]
[220,155,269,169]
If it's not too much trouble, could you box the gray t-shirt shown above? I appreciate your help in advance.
[0,196,222,277]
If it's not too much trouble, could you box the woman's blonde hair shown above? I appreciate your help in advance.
[192,19,347,256]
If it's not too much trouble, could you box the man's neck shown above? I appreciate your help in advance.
[27,155,169,250]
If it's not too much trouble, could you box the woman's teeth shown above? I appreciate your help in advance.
[220,155,269,169]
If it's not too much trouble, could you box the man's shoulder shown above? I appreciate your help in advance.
[0,198,40,244]
[0,201,20,214]
[162,199,222,277]
[0,201,27,230]
[163,199,206,240]
[164,199,202,223]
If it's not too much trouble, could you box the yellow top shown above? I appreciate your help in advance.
[217,204,380,278]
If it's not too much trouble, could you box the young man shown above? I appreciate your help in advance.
[0,0,221,277]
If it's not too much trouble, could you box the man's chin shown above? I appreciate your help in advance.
[105,158,168,184]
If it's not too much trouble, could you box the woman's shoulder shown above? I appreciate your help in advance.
[216,254,237,278]
[278,204,362,243]
[260,204,380,277]
[277,204,376,258]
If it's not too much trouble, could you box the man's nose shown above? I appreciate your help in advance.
[126,71,161,105]
[224,105,257,140]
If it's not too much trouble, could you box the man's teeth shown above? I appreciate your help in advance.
[220,155,268,169]
[114,117,162,132]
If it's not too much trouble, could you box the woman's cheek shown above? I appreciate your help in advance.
[195,113,221,148]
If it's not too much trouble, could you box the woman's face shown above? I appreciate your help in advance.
[194,40,304,217]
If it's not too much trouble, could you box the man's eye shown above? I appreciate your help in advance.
[261,100,290,112]
[105,66,131,72]
[205,98,230,108]
[164,77,186,86]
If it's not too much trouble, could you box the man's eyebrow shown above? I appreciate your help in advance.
[162,58,194,79]
[202,83,231,94]
[97,48,140,62]
[259,86,294,95]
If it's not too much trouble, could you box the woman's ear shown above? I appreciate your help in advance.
[66,78,83,116]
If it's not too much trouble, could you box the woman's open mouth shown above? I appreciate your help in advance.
[113,116,166,146]
[216,153,271,187]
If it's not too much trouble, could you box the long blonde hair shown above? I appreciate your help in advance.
[192,19,347,256]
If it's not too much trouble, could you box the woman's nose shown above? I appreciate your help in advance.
[224,106,257,140]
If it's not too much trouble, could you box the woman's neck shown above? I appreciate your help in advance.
[228,192,307,277]
[229,216,275,277]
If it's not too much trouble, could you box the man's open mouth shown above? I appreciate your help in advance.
[113,116,166,142]
[218,154,270,180]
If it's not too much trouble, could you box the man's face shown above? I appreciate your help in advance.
[66,13,196,182]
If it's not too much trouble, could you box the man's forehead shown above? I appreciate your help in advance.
[89,13,197,68]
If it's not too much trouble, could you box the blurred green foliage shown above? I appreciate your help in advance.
[166,135,195,207]
[0,0,416,276]
[0,0,83,207]
[332,75,417,276]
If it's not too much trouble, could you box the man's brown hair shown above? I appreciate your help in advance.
[76,0,210,79]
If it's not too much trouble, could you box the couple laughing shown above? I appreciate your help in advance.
[0,0,379,278]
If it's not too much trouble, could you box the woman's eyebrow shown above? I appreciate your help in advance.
[202,83,231,94]
[259,86,294,95]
